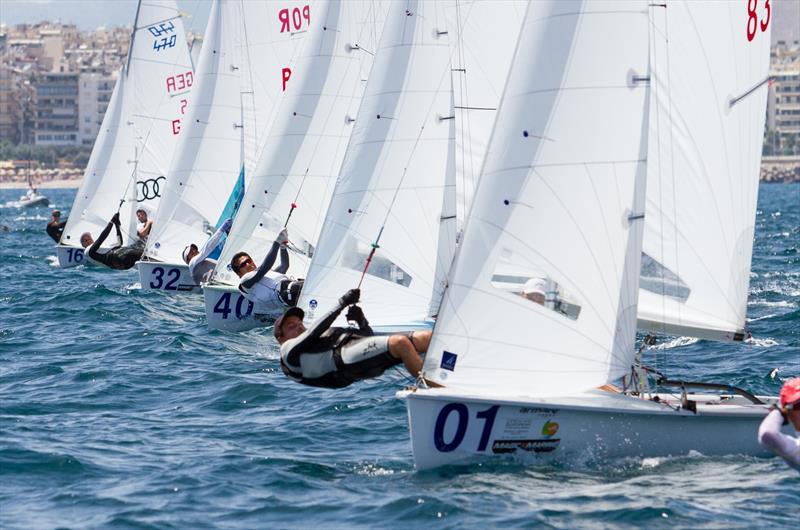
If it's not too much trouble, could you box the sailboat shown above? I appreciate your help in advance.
[203,0,385,331]
[296,0,526,334]
[57,0,193,268]
[400,0,786,470]
[137,0,273,292]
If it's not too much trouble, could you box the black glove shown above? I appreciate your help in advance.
[339,288,360,307]
[346,305,367,324]
[111,212,121,225]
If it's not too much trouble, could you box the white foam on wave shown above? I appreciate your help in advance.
[744,336,779,347]
[748,299,795,308]
[46,255,59,267]
[647,336,698,351]
[746,313,777,322]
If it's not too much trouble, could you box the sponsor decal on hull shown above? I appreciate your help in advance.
[491,438,561,454]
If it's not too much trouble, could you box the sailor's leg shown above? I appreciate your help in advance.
[408,330,431,353]
[388,335,423,379]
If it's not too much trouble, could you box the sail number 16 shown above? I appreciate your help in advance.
[746,0,770,42]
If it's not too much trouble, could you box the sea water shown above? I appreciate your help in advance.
[1,185,798,529]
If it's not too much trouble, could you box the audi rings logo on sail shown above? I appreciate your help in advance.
[137,176,166,201]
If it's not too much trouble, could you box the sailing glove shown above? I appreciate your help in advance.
[221,218,233,234]
[339,288,360,307]
[275,227,289,246]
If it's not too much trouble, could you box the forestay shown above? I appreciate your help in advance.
[212,0,386,287]
[145,0,256,262]
[638,1,772,341]
[60,0,193,251]
[422,0,651,396]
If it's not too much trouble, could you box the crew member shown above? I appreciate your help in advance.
[81,212,144,270]
[182,218,232,284]
[136,209,153,242]
[46,210,67,242]
[275,288,431,389]
[758,378,800,471]
[231,228,303,308]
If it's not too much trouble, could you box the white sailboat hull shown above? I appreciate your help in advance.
[402,388,782,470]
[202,283,277,331]
[56,245,86,268]
[137,261,198,293]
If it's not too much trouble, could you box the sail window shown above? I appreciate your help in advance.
[490,251,581,320]
[339,234,412,287]
[639,253,691,302]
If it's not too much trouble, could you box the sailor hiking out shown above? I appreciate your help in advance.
[231,228,303,309]
[275,288,431,389]
[182,218,232,284]
[758,378,800,471]
[81,212,144,270]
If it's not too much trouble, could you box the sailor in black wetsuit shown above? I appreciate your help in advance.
[46,210,67,242]
[276,288,431,389]
[81,212,144,270]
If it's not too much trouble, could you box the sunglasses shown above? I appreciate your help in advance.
[236,257,254,270]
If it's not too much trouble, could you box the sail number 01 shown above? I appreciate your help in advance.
[746,0,770,42]
[434,403,499,452]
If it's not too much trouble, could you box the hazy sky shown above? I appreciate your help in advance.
[1,0,798,43]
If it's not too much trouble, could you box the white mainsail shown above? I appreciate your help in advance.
[211,0,386,288]
[637,1,772,341]
[143,0,263,265]
[296,0,457,328]
[59,0,193,258]
[421,0,651,396]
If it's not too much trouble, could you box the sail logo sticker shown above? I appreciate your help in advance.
[440,351,457,371]
[541,421,559,438]
[309,299,318,309]
[491,439,560,454]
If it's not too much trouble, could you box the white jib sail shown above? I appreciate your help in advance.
[144,0,253,264]
[422,0,651,396]
[427,0,527,314]
[212,0,386,287]
[60,0,193,249]
[297,0,456,328]
[638,1,772,341]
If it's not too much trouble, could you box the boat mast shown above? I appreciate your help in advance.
[125,0,143,75]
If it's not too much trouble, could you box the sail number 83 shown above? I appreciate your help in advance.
[746,0,770,42]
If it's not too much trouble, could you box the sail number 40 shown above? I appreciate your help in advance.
[434,404,499,453]
[746,0,770,42]
[213,292,253,320]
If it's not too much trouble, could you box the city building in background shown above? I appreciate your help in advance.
[766,40,800,156]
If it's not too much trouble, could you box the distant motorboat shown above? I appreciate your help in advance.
[15,189,49,208]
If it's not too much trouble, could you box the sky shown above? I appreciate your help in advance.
[1,0,798,43]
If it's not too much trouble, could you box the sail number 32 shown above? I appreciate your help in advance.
[746,0,770,42]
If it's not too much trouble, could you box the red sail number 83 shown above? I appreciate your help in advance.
[747,0,771,42]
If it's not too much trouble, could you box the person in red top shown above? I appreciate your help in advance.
[758,377,800,471]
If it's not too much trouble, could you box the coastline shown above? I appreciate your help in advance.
[0,179,82,190]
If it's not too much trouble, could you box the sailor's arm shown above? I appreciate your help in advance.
[240,229,287,289]
[190,220,230,272]
[275,246,289,274]
[112,215,123,248]
[758,408,800,468]
[88,216,116,262]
